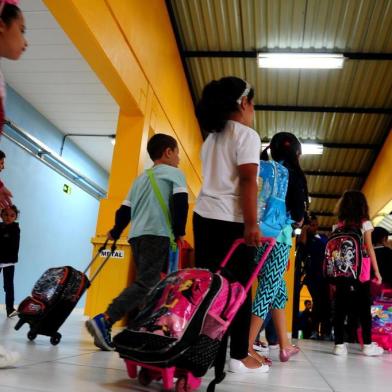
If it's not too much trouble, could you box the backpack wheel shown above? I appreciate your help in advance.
[50,333,62,345]
[27,331,37,341]
[138,368,152,386]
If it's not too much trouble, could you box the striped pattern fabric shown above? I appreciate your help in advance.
[252,242,291,319]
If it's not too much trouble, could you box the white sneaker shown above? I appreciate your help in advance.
[268,344,279,350]
[333,343,348,356]
[228,358,269,373]
[362,342,384,356]
[0,346,20,368]
[253,341,269,354]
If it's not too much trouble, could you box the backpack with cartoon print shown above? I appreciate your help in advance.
[323,223,370,282]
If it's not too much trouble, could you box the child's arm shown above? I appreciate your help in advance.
[108,204,131,240]
[239,163,260,246]
[171,192,188,240]
[364,230,382,285]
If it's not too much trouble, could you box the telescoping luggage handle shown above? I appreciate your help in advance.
[84,238,117,283]
[217,237,276,293]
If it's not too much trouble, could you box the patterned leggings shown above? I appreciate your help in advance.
[252,242,291,319]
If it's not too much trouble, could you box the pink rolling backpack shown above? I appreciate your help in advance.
[371,288,392,351]
[114,238,275,391]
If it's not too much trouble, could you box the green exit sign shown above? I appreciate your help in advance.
[63,184,72,194]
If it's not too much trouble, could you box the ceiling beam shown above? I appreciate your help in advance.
[254,104,392,114]
[165,0,197,105]
[309,193,341,199]
[304,170,365,177]
[184,50,392,60]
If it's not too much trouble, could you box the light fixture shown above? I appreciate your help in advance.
[294,228,302,235]
[261,142,323,155]
[60,133,116,156]
[257,53,345,69]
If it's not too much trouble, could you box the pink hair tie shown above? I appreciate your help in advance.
[0,0,19,16]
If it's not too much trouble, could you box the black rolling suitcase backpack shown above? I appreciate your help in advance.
[14,239,117,345]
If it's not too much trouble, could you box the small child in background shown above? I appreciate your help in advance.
[0,204,20,369]
[333,190,383,356]
[0,204,20,317]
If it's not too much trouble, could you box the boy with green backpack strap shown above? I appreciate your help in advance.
[86,134,188,351]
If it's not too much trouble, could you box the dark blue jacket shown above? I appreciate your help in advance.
[0,222,20,264]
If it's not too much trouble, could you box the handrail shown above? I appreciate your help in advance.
[2,119,107,200]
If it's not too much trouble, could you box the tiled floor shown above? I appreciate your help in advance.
[0,309,391,392]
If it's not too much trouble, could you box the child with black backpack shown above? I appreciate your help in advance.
[331,190,383,356]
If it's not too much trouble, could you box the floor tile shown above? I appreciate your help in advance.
[1,311,392,392]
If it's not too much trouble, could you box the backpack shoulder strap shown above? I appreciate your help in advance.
[146,168,177,251]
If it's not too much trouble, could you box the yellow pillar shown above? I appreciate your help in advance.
[362,131,392,220]
[284,246,296,333]
[85,87,154,321]
[43,0,202,323]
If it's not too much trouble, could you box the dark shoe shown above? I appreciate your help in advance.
[85,313,115,351]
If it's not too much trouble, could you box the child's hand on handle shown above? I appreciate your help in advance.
[107,231,115,241]
[244,223,262,247]
[176,236,185,247]
[374,271,382,285]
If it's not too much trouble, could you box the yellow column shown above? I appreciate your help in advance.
[362,131,392,220]
[284,246,296,333]
[44,0,203,322]
[85,89,153,321]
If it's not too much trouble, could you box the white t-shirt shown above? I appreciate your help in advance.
[194,120,261,223]
[332,220,373,234]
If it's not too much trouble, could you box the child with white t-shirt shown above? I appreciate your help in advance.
[193,76,267,375]
[332,190,383,356]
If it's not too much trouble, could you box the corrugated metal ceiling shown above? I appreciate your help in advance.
[167,0,392,230]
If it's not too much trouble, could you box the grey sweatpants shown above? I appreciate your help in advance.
[106,235,169,323]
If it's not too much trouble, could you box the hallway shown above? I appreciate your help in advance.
[1,310,391,392]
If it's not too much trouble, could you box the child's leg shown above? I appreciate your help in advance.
[86,236,169,351]
[356,282,372,345]
[252,243,289,322]
[265,314,278,345]
[248,313,265,361]
[105,236,169,323]
[334,281,351,344]
[3,266,15,315]
[270,279,290,349]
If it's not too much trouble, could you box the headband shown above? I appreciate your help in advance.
[0,0,19,16]
[236,81,251,104]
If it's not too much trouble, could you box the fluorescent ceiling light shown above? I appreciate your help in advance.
[262,142,323,155]
[257,53,345,69]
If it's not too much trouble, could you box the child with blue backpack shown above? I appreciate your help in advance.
[248,132,308,364]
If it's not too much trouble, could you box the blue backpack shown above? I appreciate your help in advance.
[258,160,292,238]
